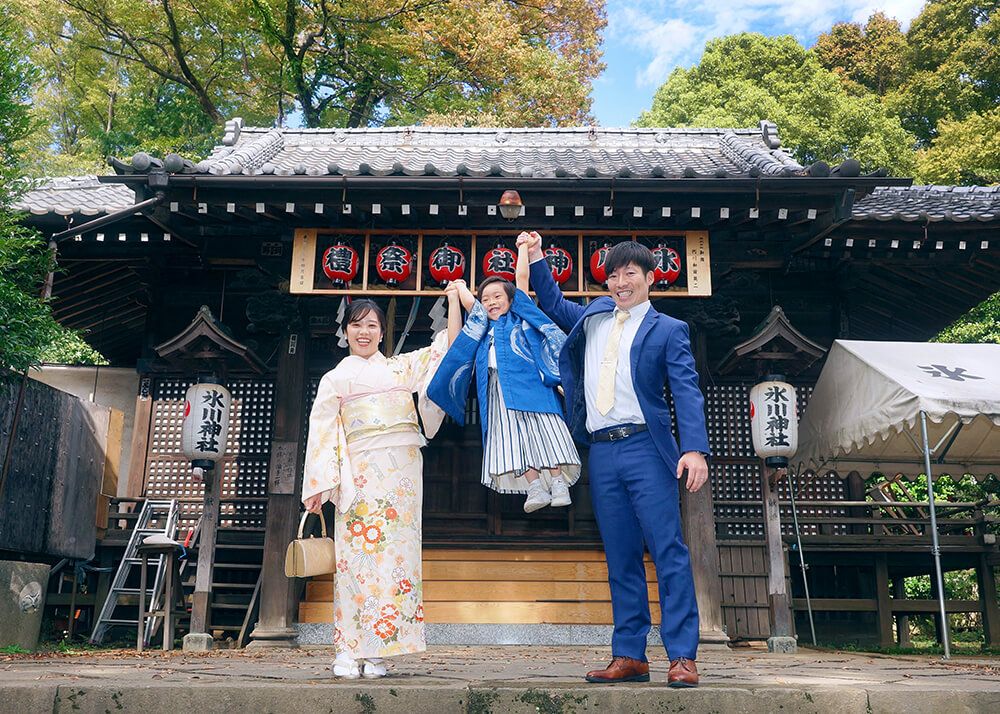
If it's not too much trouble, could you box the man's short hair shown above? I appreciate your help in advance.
[605,241,656,276]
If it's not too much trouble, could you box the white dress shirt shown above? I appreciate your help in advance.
[584,300,650,432]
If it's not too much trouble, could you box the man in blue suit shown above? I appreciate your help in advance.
[521,232,710,688]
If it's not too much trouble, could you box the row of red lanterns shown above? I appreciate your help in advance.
[321,241,682,288]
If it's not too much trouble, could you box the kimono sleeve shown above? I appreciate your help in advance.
[394,329,451,438]
[427,301,487,426]
[301,372,357,513]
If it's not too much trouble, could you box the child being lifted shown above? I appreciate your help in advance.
[429,232,581,512]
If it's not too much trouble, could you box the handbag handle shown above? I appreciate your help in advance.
[298,509,328,539]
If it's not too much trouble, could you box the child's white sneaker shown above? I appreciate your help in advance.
[523,479,552,513]
[549,477,572,507]
[332,654,360,679]
[362,658,387,678]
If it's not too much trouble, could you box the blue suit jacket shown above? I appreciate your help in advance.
[529,259,711,471]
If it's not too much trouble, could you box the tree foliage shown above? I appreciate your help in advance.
[813,12,908,96]
[817,0,1000,149]
[1,7,105,372]
[635,33,916,175]
[16,0,605,170]
[934,292,1000,344]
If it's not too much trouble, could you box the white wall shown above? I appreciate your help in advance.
[29,366,139,497]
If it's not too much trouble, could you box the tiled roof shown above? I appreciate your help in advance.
[13,176,134,216]
[852,185,1000,222]
[133,118,812,179]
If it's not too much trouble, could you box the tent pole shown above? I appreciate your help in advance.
[920,410,951,659]
[788,469,817,646]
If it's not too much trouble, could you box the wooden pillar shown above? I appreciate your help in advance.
[875,554,894,648]
[893,577,911,647]
[761,462,796,652]
[187,467,221,637]
[845,471,868,535]
[681,484,728,645]
[929,572,945,646]
[681,329,727,646]
[977,555,1000,647]
[248,331,308,648]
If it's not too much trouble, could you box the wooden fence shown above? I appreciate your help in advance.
[0,377,119,559]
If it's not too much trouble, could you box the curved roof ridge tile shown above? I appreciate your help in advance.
[207,129,284,175]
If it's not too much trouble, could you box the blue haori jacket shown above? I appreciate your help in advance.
[427,289,568,441]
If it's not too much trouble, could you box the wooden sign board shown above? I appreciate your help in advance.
[290,229,711,297]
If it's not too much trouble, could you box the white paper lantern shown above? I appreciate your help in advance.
[181,382,232,470]
[750,379,798,467]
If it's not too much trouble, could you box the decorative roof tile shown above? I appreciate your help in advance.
[852,185,1000,222]
[164,119,810,179]
[12,176,134,216]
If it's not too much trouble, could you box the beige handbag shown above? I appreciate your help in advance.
[284,511,336,578]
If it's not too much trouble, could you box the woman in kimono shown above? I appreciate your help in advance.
[429,237,581,513]
[302,287,461,679]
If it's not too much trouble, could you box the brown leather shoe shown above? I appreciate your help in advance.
[668,657,699,688]
[585,656,650,683]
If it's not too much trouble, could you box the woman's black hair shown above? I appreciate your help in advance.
[345,299,386,336]
[604,241,656,277]
[477,275,516,302]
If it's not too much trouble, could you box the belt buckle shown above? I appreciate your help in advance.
[607,426,629,442]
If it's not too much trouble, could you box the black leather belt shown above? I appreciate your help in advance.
[590,423,648,442]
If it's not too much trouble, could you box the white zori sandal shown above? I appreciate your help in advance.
[332,654,360,679]
[362,658,387,678]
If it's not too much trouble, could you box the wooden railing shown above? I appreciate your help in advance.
[714,499,999,541]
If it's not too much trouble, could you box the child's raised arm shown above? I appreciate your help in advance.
[453,279,475,312]
[516,233,531,294]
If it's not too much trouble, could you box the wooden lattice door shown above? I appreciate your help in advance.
[142,377,275,529]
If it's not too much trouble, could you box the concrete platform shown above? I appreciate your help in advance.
[1,645,998,713]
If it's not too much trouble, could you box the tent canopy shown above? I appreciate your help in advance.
[797,340,1000,480]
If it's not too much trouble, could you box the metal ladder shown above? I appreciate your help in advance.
[90,499,179,645]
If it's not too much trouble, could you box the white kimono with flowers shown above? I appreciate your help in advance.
[302,332,447,658]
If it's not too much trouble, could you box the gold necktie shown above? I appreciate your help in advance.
[596,310,630,415]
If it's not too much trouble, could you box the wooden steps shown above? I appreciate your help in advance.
[299,548,658,625]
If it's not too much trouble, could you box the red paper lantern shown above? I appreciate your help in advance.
[482,245,517,282]
[589,243,612,284]
[428,243,466,283]
[544,245,573,285]
[375,242,412,286]
[322,242,359,286]
[651,243,681,287]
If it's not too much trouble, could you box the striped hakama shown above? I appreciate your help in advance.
[482,368,581,494]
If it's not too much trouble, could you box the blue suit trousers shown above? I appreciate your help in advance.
[589,430,700,661]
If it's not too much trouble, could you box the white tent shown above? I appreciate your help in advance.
[797,340,1000,480]
[796,340,1000,659]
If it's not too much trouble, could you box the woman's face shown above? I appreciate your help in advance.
[346,310,383,358]
[480,284,511,320]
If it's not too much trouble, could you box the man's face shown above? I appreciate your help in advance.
[606,261,653,310]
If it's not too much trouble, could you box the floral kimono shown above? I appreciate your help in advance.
[301,332,448,659]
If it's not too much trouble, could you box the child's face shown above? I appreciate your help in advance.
[480,284,511,320]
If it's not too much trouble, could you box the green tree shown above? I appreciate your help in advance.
[1,7,105,372]
[915,107,1000,185]
[17,0,605,172]
[814,12,908,96]
[891,0,1000,145]
[635,33,916,175]
[934,292,1000,344]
